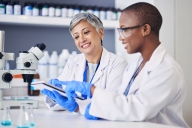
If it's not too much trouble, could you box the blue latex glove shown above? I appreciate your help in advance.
[62,80,93,99]
[41,89,78,112]
[48,79,62,88]
[82,94,87,99]
[47,79,93,99]
[84,103,98,120]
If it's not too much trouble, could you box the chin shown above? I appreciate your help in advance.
[126,50,133,54]
[81,48,92,55]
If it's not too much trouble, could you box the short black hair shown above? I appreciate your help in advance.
[123,2,162,36]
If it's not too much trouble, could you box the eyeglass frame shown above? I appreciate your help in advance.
[117,23,147,39]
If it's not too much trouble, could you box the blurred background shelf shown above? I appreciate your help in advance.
[0,15,119,29]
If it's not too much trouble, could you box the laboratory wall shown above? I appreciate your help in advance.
[175,0,192,127]
[0,0,115,69]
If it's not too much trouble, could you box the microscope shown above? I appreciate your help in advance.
[0,30,46,109]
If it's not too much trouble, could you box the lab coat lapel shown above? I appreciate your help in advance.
[128,44,167,95]
[128,66,147,94]
[91,48,109,84]
[119,57,143,94]
[74,55,86,81]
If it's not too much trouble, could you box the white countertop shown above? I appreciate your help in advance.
[0,97,182,128]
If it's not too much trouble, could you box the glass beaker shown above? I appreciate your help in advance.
[16,104,31,128]
[28,104,35,127]
[1,105,12,126]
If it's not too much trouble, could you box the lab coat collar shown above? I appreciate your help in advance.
[74,55,86,81]
[91,47,110,84]
[99,47,110,70]
[145,43,167,73]
[74,47,110,83]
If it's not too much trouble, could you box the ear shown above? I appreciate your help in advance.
[99,28,104,40]
[142,24,151,37]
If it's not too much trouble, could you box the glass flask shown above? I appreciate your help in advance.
[1,105,12,126]
[28,104,35,127]
[16,104,31,128]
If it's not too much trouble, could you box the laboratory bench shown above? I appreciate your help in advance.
[0,96,182,128]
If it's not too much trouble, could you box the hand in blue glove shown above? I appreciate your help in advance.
[48,79,63,88]
[41,89,78,112]
[84,103,98,120]
[56,81,93,99]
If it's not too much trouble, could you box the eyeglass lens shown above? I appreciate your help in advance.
[118,29,132,39]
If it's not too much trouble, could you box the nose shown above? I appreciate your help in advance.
[119,35,123,41]
[79,34,87,43]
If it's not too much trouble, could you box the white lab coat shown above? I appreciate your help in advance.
[44,47,127,115]
[90,44,189,128]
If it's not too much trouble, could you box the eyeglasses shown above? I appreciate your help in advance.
[117,25,144,39]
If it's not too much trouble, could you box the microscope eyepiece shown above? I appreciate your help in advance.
[37,43,46,51]
[19,51,28,53]
[34,43,40,47]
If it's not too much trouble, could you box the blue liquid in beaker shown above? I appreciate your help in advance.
[1,120,12,126]
[31,122,35,127]
[16,126,30,128]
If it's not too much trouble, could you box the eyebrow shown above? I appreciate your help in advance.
[73,27,90,35]
[120,25,126,28]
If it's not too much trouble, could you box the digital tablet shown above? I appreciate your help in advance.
[31,81,85,100]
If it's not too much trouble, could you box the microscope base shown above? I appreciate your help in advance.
[0,98,39,109]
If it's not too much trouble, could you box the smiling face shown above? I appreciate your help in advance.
[119,11,145,54]
[71,20,104,56]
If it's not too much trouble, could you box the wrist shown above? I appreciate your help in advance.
[90,86,96,96]
[75,105,79,113]
[68,102,78,113]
